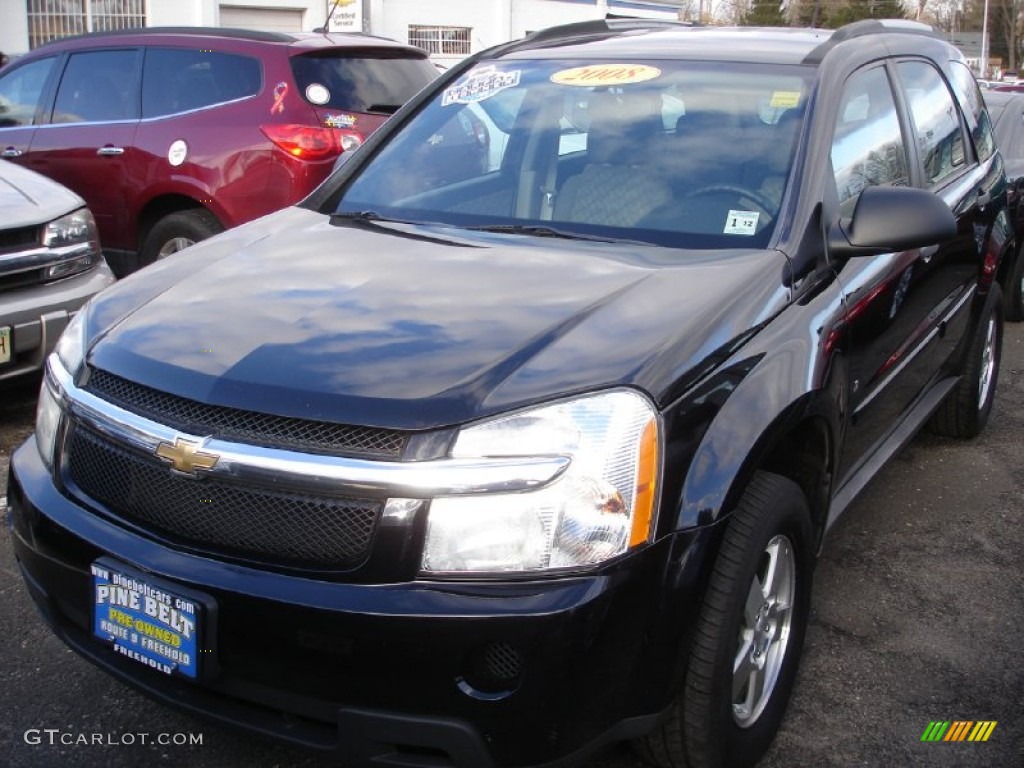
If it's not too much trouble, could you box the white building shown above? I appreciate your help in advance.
[1,1,684,66]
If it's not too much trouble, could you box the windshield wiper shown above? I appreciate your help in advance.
[332,210,395,223]
[467,224,636,244]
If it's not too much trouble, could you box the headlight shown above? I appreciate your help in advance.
[41,208,101,280]
[54,306,88,376]
[35,375,62,470]
[43,208,97,248]
[422,390,660,574]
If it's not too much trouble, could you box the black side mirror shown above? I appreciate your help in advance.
[828,185,957,259]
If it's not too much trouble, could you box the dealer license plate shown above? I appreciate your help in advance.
[0,326,10,365]
[91,560,202,679]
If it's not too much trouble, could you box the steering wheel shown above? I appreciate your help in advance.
[682,184,776,217]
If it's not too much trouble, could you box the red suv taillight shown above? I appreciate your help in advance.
[260,124,364,161]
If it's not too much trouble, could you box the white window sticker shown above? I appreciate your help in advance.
[306,84,331,105]
[724,210,760,236]
[442,67,521,106]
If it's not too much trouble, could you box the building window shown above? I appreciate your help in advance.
[408,25,472,56]
[27,0,147,50]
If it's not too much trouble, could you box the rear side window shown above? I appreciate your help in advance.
[143,48,262,119]
[948,60,995,163]
[289,52,436,113]
[0,56,55,127]
[898,61,967,187]
[53,50,138,123]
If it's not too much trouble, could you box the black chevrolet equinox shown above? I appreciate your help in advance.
[7,18,1016,768]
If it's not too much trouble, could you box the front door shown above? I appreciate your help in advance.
[26,48,141,252]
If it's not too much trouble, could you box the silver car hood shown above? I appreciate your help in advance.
[0,159,84,228]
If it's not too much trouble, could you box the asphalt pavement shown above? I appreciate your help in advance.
[2,326,1022,768]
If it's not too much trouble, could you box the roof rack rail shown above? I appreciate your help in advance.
[803,18,936,64]
[830,18,934,44]
[507,17,689,51]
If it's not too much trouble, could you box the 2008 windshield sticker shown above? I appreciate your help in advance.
[442,67,521,106]
[724,210,760,236]
[551,64,661,87]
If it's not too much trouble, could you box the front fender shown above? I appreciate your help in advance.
[670,272,846,531]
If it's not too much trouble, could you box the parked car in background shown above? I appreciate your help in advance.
[7,17,1012,768]
[0,27,436,276]
[984,89,1024,319]
[0,158,114,386]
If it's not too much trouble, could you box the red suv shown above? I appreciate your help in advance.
[0,27,436,276]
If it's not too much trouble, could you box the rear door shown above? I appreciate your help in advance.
[27,48,142,251]
[832,62,977,481]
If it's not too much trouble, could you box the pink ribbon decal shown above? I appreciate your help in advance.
[271,82,288,115]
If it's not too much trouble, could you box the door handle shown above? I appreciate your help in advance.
[96,146,125,156]
[1,147,24,158]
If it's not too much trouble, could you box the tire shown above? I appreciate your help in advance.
[929,284,1003,439]
[637,471,814,768]
[1004,246,1024,322]
[138,209,223,269]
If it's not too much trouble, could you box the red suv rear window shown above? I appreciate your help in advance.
[290,51,436,114]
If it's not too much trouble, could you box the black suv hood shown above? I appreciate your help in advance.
[87,208,790,430]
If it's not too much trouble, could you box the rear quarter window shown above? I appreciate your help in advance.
[0,56,55,127]
[949,60,995,163]
[142,48,262,119]
[290,51,436,113]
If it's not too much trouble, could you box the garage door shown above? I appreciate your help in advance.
[219,6,304,32]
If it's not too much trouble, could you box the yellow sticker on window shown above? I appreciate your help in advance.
[551,64,662,87]
[770,91,802,109]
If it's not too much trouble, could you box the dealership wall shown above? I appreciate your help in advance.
[0,0,679,60]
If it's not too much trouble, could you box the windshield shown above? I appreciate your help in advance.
[330,59,812,248]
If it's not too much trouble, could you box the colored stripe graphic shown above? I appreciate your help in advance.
[922,720,997,742]
[921,721,950,741]
[968,721,998,742]
[944,721,972,741]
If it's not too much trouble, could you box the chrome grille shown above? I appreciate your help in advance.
[85,367,408,458]
[67,425,382,568]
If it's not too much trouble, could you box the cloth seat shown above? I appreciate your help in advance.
[554,90,671,227]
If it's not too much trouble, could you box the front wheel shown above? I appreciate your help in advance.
[138,209,223,269]
[637,471,814,768]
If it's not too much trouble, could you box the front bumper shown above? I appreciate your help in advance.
[0,265,115,384]
[7,437,720,768]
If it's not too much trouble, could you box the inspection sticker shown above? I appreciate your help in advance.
[769,91,802,109]
[442,67,521,106]
[551,64,661,87]
[724,210,760,236]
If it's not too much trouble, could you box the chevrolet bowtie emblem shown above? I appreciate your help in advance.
[155,437,219,476]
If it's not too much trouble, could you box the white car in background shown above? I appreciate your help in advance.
[0,159,114,385]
